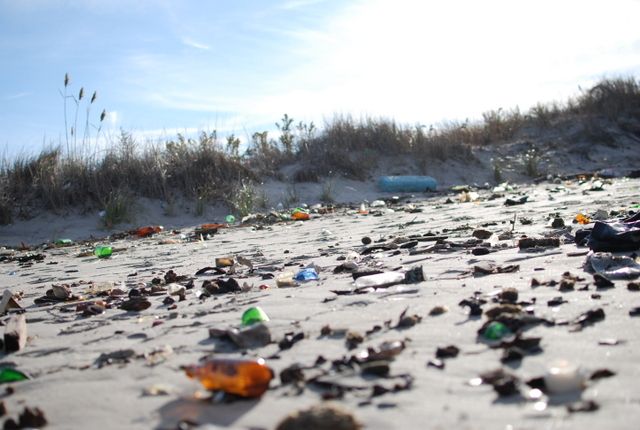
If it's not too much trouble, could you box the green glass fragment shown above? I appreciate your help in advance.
[241,307,269,326]
[483,321,510,340]
[94,246,113,258]
[0,368,29,383]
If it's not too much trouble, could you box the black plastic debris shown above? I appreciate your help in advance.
[403,266,424,284]
[4,406,48,429]
[593,273,615,288]
[484,304,521,320]
[525,376,546,392]
[598,338,624,346]
[16,253,46,263]
[459,297,486,316]
[518,237,560,249]
[572,308,605,328]
[360,361,390,377]
[396,307,422,328]
[195,266,227,276]
[505,196,528,206]
[427,359,445,369]
[346,331,364,349]
[559,272,584,291]
[279,363,305,385]
[472,229,493,240]
[399,241,418,249]
[119,298,151,312]
[428,305,448,316]
[473,262,519,276]
[586,212,640,252]
[82,304,105,317]
[575,228,591,246]
[355,340,406,364]
[351,269,383,280]
[279,332,305,350]
[500,347,524,363]
[435,345,460,359]
[95,349,136,368]
[499,287,518,304]
[201,278,241,295]
[590,368,616,380]
[472,247,491,256]
[208,323,271,349]
[477,368,520,397]
[567,400,599,413]
[547,296,567,307]
[361,244,398,255]
[275,404,362,430]
[503,336,542,355]
[164,269,189,283]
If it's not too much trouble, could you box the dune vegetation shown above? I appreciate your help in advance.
[1,76,639,225]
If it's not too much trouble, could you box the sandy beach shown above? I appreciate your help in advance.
[0,173,639,429]
[3,2,640,428]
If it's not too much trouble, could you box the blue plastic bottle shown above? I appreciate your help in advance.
[378,176,437,192]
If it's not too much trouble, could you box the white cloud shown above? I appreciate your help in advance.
[278,0,327,10]
[3,91,31,101]
[110,0,640,139]
[262,0,640,124]
[106,111,119,127]
[181,36,210,50]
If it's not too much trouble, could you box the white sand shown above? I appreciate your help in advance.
[0,174,638,429]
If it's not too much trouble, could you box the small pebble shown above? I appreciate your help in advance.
[472,229,492,240]
[428,305,448,316]
[499,287,518,303]
[472,247,491,256]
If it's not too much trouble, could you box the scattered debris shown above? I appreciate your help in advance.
[183,357,274,397]
[428,305,448,316]
[119,298,151,312]
[3,406,48,429]
[276,404,362,430]
[0,290,22,315]
[567,400,600,413]
[208,323,272,349]
[435,345,460,359]
[570,308,605,329]
[473,262,519,276]
[518,237,560,249]
[505,196,528,206]
[4,315,27,353]
[587,252,640,279]
[585,212,640,252]
[2,175,638,427]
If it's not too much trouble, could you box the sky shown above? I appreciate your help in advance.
[1,0,640,157]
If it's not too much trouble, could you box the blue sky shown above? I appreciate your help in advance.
[1,0,640,157]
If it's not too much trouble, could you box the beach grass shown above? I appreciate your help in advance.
[0,77,638,225]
